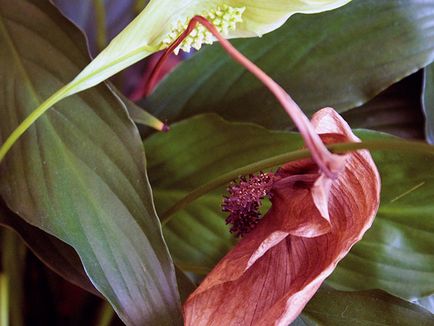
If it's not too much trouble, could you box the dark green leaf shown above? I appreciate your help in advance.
[146,114,303,272]
[112,86,166,131]
[0,202,195,317]
[145,114,434,303]
[146,0,434,129]
[342,71,425,139]
[174,267,196,304]
[0,202,195,306]
[0,1,181,324]
[0,200,98,296]
[298,286,434,325]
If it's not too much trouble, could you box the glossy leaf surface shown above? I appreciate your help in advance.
[0,1,181,324]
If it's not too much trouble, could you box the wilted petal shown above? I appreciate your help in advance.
[184,108,380,325]
[311,173,333,222]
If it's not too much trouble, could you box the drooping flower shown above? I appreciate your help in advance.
[183,108,381,325]
[137,13,380,325]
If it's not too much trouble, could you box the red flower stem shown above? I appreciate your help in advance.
[144,21,200,96]
[146,16,342,178]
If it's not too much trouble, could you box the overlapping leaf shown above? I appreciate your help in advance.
[0,201,98,296]
[52,0,150,94]
[53,0,149,55]
[342,71,425,139]
[0,1,181,324]
[145,114,434,303]
[299,286,434,325]
[147,114,302,272]
[145,0,434,129]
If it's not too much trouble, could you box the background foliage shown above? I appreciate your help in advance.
[0,0,433,324]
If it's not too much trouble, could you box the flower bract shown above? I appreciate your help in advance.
[183,108,381,325]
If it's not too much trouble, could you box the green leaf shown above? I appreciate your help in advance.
[146,0,434,129]
[423,63,434,143]
[146,114,303,272]
[144,113,434,303]
[0,201,98,296]
[414,295,434,314]
[0,1,181,324]
[0,198,197,306]
[1,198,197,321]
[174,268,196,304]
[298,286,434,325]
[342,71,425,139]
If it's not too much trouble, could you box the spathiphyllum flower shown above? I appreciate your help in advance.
[70,0,352,93]
[183,108,381,325]
[147,0,353,50]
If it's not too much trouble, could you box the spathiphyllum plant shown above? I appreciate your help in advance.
[0,0,434,325]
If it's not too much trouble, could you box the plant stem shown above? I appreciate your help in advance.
[93,0,107,52]
[127,103,167,131]
[0,274,8,326]
[160,139,434,224]
[0,86,69,163]
[95,301,115,326]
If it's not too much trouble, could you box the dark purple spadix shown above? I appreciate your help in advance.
[222,172,274,237]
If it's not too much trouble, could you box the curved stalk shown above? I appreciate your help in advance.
[160,139,434,224]
[0,86,69,162]
[0,39,159,164]
[146,16,343,178]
